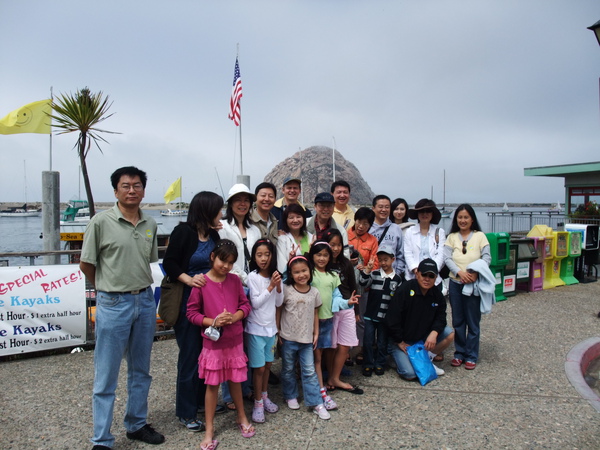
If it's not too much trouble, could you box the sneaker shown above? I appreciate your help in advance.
[362,367,373,377]
[126,424,165,445]
[179,417,204,432]
[286,398,300,410]
[432,364,445,376]
[323,395,338,410]
[262,395,279,413]
[374,366,385,376]
[313,404,331,420]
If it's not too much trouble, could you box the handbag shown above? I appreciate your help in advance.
[158,275,185,326]
[406,341,438,386]
[203,317,221,341]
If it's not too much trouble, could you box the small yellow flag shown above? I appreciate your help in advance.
[164,177,182,204]
[0,99,51,135]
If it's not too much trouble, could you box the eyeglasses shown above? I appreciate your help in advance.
[421,273,436,279]
[462,241,468,254]
[119,183,144,192]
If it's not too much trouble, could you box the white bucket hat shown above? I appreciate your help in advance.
[226,183,256,203]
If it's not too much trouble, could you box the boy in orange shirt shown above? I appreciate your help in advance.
[347,207,379,364]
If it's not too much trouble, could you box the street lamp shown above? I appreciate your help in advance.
[588,20,600,47]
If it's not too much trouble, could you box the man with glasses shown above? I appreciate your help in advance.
[386,259,454,381]
[80,166,164,449]
[369,195,405,277]
[306,192,349,249]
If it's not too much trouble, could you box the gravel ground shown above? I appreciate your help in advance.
[1,282,599,449]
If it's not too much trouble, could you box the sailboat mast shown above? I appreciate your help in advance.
[443,170,446,207]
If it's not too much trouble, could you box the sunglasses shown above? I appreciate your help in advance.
[421,272,436,279]
[462,241,468,254]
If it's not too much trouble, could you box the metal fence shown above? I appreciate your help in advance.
[486,211,600,233]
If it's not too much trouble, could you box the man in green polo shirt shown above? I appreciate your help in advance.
[80,166,164,449]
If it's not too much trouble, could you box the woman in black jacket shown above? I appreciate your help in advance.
[162,191,223,432]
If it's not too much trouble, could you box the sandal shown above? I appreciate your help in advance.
[344,356,354,367]
[262,396,279,413]
[200,439,219,450]
[225,402,236,411]
[355,353,364,365]
[252,404,265,423]
[433,353,444,362]
[238,422,256,438]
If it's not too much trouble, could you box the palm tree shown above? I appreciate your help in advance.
[50,87,119,217]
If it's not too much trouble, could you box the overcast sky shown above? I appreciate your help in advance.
[1,1,600,206]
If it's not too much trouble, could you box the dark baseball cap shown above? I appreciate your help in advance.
[314,192,335,204]
[418,258,438,276]
[283,177,302,186]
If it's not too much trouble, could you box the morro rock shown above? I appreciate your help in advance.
[263,146,375,206]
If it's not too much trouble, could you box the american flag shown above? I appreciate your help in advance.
[228,57,243,126]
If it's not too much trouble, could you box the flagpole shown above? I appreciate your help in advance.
[49,87,53,171]
[239,108,243,175]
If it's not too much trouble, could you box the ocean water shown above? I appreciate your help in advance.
[0,206,556,266]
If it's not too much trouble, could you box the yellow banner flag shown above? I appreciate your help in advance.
[164,177,182,204]
[0,99,51,135]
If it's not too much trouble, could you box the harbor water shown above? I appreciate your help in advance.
[0,206,557,267]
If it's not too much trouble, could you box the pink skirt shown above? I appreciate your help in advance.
[332,308,359,347]
[198,342,248,386]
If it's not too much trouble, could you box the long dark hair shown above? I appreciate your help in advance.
[281,203,308,235]
[249,239,278,276]
[309,241,334,274]
[323,228,348,264]
[449,204,483,234]
[186,191,223,237]
[390,198,409,224]
[284,255,313,286]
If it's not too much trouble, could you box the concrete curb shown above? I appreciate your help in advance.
[565,336,600,413]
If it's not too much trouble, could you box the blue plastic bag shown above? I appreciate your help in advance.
[407,341,437,386]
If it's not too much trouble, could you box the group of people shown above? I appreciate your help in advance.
[80,168,493,450]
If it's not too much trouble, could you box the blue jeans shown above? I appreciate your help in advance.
[363,319,388,368]
[280,338,323,407]
[221,334,252,403]
[388,326,454,379]
[173,286,205,419]
[92,288,156,447]
[449,280,482,363]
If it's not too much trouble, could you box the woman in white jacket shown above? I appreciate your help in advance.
[404,198,446,289]
[219,184,262,286]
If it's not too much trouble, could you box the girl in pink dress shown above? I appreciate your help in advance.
[187,239,254,450]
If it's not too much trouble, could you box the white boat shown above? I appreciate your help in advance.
[160,208,188,217]
[0,205,41,217]
[440,170,453,218]
[549,201,562,212]
[502,202,509,212]
[1,161,41,217]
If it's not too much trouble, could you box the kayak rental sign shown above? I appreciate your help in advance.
[0,265,86,356]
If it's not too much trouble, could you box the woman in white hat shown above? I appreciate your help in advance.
[404,199,446,289]
[219,184,262,286]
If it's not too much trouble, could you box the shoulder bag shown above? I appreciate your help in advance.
[158,275,185,326]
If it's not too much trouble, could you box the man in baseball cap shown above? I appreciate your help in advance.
[271,176,312,229]
[386,258,454,381]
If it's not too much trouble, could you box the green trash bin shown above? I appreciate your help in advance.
[486,232,510,301]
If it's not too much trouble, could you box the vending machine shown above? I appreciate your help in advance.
[559,231,582,285]
[527,225,554,290]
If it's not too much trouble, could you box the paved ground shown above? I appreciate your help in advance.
[1,281,599,449]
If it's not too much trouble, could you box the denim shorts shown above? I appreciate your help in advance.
[246,333,276,368]
[316,318,334,349]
